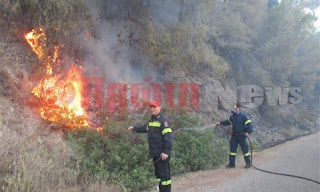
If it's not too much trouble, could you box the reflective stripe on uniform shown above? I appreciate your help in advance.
[148,121,161,127]
[162,128,172,135]
[230,152,237,156]
[161,180,172,186]
[245,120,251,125]
[244,152,250,156]
[228,118,232,124]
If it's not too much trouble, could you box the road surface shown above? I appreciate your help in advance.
[172,132,320,192]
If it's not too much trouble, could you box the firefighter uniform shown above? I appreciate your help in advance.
[133,112,173,192]
[220,111,253,167]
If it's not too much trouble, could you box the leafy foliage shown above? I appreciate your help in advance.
[66,116,228,191]
[172,129,228,174]
[66,125,155,191]
[253,0,317,84]
[289,34,320,103]
[141,21,229,79]
[174,113,205,129]
[3,0,94,46]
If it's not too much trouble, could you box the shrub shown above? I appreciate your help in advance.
[66,122,157,191]
[66,117,228,191]
[174,113,205,129]
[172,129,228,174]
[141,21,229,79]
[2,0,95,49]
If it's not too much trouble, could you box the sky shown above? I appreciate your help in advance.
[315,7,320,31]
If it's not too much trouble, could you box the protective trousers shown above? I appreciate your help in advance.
[153,156,171,192]
[229,135,251,166]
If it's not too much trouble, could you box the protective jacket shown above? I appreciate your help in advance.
[221,111,253,134]
[133,112,173,156]
[220,111,253,167]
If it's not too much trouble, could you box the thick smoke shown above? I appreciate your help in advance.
[80,0,199,83]
[80,0,150,83]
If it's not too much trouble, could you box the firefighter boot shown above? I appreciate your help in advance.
[226,155,236,168]
[244,156,251,168]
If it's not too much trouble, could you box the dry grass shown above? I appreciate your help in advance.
[0,13,120,192]
[0,131,120,192]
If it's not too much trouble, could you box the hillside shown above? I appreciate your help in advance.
[0,0,319,191]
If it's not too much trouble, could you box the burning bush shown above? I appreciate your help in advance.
[25,28,89,128]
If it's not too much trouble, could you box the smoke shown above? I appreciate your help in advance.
[147,0,181,26]
[78,0,149,83]
[80,0,204,83]
[78,0,214,83]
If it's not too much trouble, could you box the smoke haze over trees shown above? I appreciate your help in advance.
[86,0,319,117]
[0,0,319,191]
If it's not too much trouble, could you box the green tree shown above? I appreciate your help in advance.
[2,0,94,46]
[289,33,320,103]
[253,0,317,84]
[207,0,266,63]
[140,21,229,78]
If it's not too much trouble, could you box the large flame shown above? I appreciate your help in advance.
[26,28,88,128]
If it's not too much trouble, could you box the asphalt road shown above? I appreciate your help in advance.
[173,132,320,192]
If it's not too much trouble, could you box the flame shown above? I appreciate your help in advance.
[97,127,103,132]
[26,28,88,128]
[25,28,46,59]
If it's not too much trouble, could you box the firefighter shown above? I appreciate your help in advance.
[216,104,253,168]
[128,101,173,192]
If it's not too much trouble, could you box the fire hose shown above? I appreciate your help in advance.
[216,124,320,185]
[174,124,320,185]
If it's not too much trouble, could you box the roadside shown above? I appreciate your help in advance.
[172,131,320,192]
